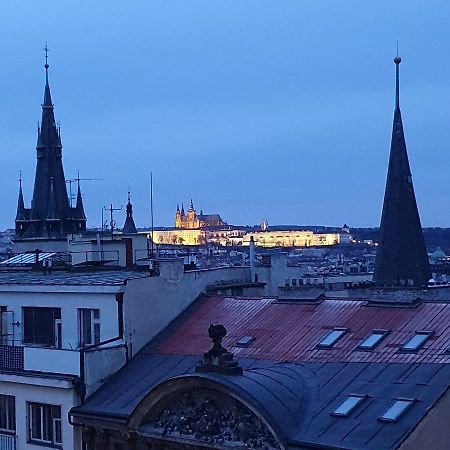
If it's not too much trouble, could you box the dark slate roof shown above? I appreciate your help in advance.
[71,351,450,450]
[152,295,450,364]
[0,270,149,286]
[374,58,430,287]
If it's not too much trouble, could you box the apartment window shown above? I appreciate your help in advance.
[330,395,365,417]
[318,328,347,348]
[401,331,432,352]
[28,402,62,447]
[79,309,100,347]
[292,279,297,286]
[378,399,414,422]
[0,307,8,345]
[357,330,388,351]
[23,307,61,348]
[0,394,15,433]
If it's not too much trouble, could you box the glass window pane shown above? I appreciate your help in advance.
[42,404,52,442]
[380,400,413,421]
[358,331,386,350]
[319,329,346,347]
[332,396,364,416]
[31,404,42,440]
[402,333,430,351]
[54,418,62,444]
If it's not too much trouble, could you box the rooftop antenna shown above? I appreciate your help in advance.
[150,172,154,257]
[104,203,123,239]
[66,172,105,208]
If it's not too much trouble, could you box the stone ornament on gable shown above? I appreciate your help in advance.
[143,388,280,449]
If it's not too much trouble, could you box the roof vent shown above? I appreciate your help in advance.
[195,324,243,375]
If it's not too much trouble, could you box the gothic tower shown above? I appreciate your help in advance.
[373,55,431,287]
[14,49,87,240]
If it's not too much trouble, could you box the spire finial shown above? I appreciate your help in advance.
[19,170,22,188]
[43,42,49,85]
[393,44,401,110]
[127,187,131,203]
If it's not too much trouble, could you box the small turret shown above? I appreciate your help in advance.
[122,191,137,234]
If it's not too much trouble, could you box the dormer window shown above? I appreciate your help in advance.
[317,328,347,348]
[357,330,388,351]
[401,331,432,352]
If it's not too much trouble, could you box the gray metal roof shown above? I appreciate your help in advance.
[0,270,149,286]
[71,351,450,449]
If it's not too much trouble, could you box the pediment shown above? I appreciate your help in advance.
[138,387,281,449]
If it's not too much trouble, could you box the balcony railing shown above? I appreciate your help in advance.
[0,433,16,450]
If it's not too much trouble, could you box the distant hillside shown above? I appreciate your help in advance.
[351,228,450,254]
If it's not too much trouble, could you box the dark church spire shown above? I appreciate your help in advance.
[373,55,431,288]
[122,190,137,234]
[75,180,86,221]
[15,173,26,221]
[14,46,87,240]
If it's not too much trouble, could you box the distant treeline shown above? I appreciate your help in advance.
[351,228,450,254]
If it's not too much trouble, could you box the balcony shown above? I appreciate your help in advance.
[0,345,80,376]
[0,433,16,450]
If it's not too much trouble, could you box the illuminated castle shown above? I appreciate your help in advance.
[175,200,226,229]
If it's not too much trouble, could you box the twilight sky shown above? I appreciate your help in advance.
[1,1,449,230]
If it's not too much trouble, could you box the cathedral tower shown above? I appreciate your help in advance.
[14,48,87,240]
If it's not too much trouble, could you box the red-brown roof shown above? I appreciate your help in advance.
[154,295,450,364]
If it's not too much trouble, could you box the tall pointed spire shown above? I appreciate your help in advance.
[15,173,26,221]
[75,179,86,221]
[46,178,59,220]
[374,55,431,288]
[14,46,87,241]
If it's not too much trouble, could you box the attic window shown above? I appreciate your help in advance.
[378,399,414,422]
[357,330,388,350]
[401,331,432,352]
[317,328,347,348]
[330,395,366,417]
[236,336,255,348]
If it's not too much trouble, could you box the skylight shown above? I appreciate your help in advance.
[318,328,347,348]
[401,331,432,352]
[379,399,414,422]
[330,395,365,417]
[357,330,388,350]
[236,336,255,348]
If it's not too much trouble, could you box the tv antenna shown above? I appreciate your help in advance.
[103,203,123,239]
[66,171,104,208]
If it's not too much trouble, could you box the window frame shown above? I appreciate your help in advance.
[27,402,62,448]
[378,398,414,423]
[330,394,366,417]
[0,394,15,434]
[317,328,347,349]
[22,307,61,348]
[356,329,389,351]
[78,308,101,347]
[400,331,433,352]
